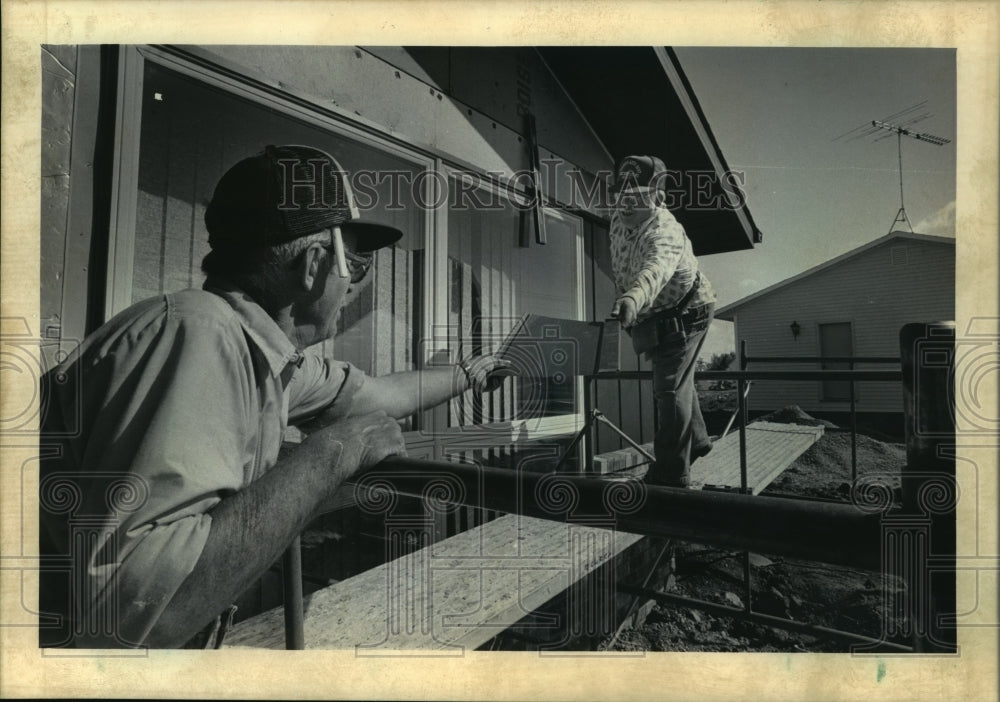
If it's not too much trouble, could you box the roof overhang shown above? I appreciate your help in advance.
[537,46,762,256]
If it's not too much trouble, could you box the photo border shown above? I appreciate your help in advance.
[2,1,997,699]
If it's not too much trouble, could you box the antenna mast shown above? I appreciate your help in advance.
[870,119,951,235]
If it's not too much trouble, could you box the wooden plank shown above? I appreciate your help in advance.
[590,421,824,495]
[696,422,823,493]
[224,514,642,650]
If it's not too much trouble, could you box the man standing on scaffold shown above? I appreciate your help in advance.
[609,155,716,488]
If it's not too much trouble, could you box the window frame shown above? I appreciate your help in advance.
[106,45,590,446]
[435,163,588,439]
[105,45,438,325]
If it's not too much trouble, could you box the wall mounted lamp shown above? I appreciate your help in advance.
[790,321,801,339]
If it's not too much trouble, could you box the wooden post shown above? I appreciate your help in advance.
[282,536,305,649]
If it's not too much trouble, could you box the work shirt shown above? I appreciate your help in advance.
[609,206,716,322]
[39,281,366,647]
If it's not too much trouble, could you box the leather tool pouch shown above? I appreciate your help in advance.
[629,316,660,355]
[630,314,686,355]
[627,273,700,356]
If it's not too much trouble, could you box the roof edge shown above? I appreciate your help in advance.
[657,47,763,245]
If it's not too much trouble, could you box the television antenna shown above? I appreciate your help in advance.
[870,119,951,234]
[833,102,952,234]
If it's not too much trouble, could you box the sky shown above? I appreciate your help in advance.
[670,48,957,360]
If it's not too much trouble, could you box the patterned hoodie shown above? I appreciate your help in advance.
[609,205,716,323]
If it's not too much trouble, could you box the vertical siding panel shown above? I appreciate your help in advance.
[637,353,655,444]
[448,256,461,427]
[590,225,620,453]
[368,249,388,374]
[488,230,503,422]
[618,348,642,449]
[460,257,474,426]
[503,248,516,422]
[392,247,408,373]
[162,115,197,294]
[133,89,168,304]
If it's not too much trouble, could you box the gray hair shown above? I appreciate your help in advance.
[201,231,332,308]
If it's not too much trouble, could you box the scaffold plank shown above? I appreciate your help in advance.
[224,514,642,650]
[592,421,824,495]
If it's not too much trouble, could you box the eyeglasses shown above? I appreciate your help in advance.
[344,249,373,284]
[320,228,374,283]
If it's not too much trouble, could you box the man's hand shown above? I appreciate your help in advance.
[611,296,638,328]
[461,354,517,394]
[302,411,406,497]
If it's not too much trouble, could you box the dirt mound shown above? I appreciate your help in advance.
[768,431,905,501]
[757,405,838,428]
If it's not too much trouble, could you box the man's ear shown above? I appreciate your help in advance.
[297,243,327,292]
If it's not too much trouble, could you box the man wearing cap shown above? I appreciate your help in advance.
[39,145,511,648]
[609,155,716,489]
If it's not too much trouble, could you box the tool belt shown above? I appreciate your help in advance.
[628,273,701,355]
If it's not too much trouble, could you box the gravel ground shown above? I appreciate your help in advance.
[602,405,909,653]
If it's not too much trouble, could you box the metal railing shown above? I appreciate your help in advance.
[740,343,902,482]
[279,330,951,653]
[575,345,907,651]
[276,452,905,650]
[585,366,902,490]
[275,455,910,652]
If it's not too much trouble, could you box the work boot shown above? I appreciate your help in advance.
[691,440,713,462]
[645,466,690,489]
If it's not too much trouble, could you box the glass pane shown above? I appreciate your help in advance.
[447,179,581,424]
[134,61,425,381]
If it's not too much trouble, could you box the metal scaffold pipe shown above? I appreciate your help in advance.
[355,458,888,572]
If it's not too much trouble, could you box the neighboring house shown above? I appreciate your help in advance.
[41,44,761,462]
[715,231,955,418]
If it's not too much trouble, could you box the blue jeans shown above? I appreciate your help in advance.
[646,302,715,487]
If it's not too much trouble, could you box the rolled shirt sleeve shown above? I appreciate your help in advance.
[286,353,368,424]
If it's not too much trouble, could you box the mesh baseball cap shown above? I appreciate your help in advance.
[205,144,403,252]
[612,155,668,194]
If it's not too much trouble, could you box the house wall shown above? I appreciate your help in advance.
[41,45,635,445]
[730,237,954,414]
[197,45,611,211]
[41,45,615,331]
[193,46,627,439]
